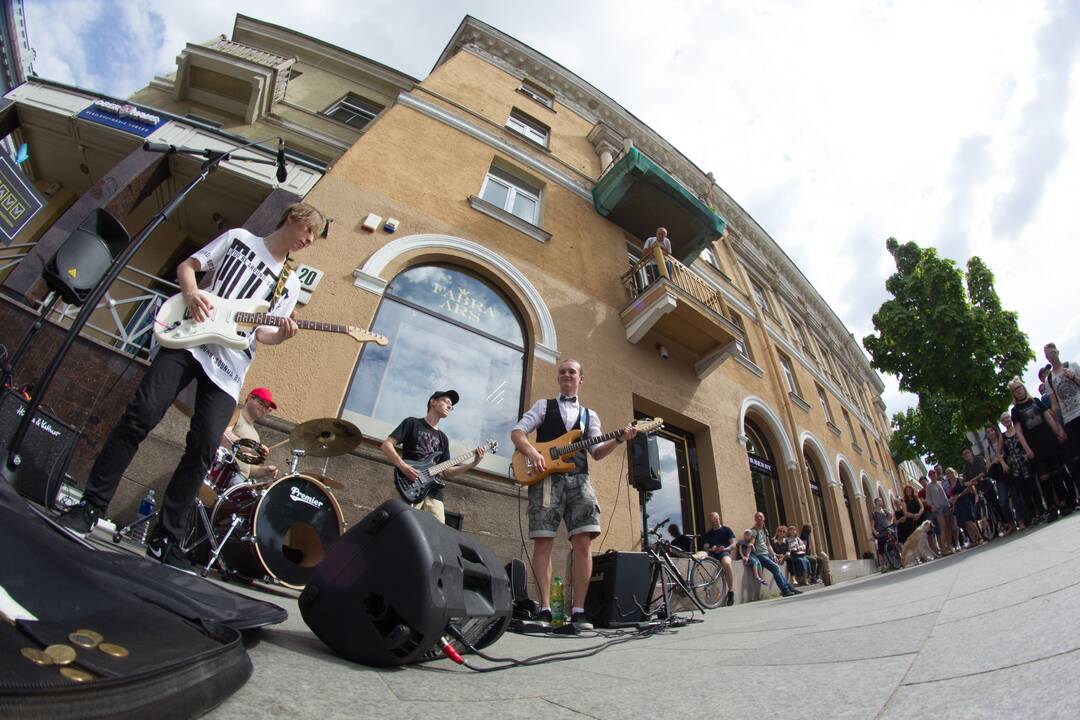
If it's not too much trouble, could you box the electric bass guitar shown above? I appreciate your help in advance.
[395,440,498,504]
[511,417,663,486]
[153,292,388,351]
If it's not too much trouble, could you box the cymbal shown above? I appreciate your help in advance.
[289,418,363,457]
[307,473,344,490]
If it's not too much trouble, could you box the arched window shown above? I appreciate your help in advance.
[745,419,786,531]
[804,451,836,558]
[342,265,526,454]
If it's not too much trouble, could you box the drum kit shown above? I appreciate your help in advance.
[183,417,362,589]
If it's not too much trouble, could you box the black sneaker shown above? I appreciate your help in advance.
[535,608,553,624]
[55,502,100,538]
[146,533,195,575]
[725,591,735,607]
[570,611,593,631]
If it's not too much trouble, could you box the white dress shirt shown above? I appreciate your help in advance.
[513,396,603,459]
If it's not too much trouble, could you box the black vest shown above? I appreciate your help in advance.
[536,399,590,475]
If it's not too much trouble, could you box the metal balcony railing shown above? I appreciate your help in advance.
[621,245,728,318]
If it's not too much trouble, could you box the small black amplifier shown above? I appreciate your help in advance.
[0,390,80,508]
[584,551,653,628]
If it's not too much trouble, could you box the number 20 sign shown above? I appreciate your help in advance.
[295,264,324,305]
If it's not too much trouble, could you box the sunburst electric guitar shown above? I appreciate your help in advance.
[153,292,388,350]
[512,417,663,486]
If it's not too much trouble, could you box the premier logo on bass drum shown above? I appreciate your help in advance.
[289,485,324,509]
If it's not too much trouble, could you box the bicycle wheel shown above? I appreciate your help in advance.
[884,541,902,571]
[690,557,725,609]
[975,498,995,541]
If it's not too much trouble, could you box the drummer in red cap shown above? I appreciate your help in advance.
[222,387,279,481]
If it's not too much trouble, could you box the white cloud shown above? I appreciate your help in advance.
[21,0,1080,422]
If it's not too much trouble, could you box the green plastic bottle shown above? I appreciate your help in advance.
[550,576,565,626]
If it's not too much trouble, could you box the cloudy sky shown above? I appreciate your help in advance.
[24,0,1080,419]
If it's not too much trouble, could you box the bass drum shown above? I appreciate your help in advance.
[212,474,344,589]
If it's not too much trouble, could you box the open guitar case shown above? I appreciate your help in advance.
[0,479,287,719]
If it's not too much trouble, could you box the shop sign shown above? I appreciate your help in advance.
[748,454,774,475]
[0,156,44,245]
[77,99,168,138]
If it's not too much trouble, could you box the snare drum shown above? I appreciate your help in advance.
[210,474,344,589]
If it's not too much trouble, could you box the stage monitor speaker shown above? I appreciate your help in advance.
[299,499,512,667]
[584,551,653,628]
[628,431,662,491]
[42,208,130,306]
[0,390,80,507]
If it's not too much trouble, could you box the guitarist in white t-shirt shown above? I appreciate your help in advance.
[57,203,326,572]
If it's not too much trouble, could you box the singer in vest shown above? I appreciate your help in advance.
[510,359,637,631]
[56,203,326,572]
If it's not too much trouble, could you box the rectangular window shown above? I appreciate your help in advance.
[518,79,554,109]
[325,94,383,130]
[480,164,542,225]
[816,384,835,424]
[750,279,773,317]
[789,314,813,359]
[778,352,800,396]
[506,108,549,147]
[842,409,856,439]
[862,428,876,463]
[700,246,720,271]
[729,311,754,362]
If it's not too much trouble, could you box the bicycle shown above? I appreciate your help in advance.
[646,519,727,610]
[973,489,1001,542]
[876,527,902,571]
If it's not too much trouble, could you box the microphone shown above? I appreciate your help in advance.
[143,142,176,153]
[275,138,288,183]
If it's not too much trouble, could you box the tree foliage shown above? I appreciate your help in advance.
[866,238,1032,459]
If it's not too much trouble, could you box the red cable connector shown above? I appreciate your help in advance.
[439,636,464,664]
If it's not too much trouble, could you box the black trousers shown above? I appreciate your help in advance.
[83,348,236,542]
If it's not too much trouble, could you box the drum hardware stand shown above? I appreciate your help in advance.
[200,514,243,578]
[288,448,305,474]
[112,509,159,545]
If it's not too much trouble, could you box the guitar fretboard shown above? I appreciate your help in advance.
[426,441,496,477]
[548,421,660,459]
[234,312,348,335]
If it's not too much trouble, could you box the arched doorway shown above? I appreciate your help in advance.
[803,449,836,558]
[745,419,787,531]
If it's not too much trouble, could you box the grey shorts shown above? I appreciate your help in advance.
[528,473,601,539]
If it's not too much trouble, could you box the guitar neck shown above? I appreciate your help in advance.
[553,429,623,457]
[427,448,480,477]
[235,312,350,335]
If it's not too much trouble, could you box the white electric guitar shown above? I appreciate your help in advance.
[153,292,389,350]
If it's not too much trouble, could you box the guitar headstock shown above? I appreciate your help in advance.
[484,439,498,453]
[632,417,664,434]
[347,327,389,346]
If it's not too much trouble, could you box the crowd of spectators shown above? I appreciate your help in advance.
[875,342,1080,563]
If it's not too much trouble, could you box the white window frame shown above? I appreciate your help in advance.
[518,80,554,109]
[325,94,383,130]
[699,246,721,271]
[506,108,549,147]
[750,279,773,317]
[816,385,835,424]
[480,165,542,225]
[779,353,800,395]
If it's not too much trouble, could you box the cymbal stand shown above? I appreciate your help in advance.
[288,448,305,474]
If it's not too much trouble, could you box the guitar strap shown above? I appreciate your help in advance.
[543,405,590,508]
[267,254,293,312]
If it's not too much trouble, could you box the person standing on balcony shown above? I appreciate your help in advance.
[56,203,326,573]
[642,227,673,286]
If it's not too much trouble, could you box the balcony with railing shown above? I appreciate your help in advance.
[620,245,744,379]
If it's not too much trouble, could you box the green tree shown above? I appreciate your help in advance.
[865,238,1032,452]
[889,394,969,467]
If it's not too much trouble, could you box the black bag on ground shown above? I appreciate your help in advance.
[0,479,285,719]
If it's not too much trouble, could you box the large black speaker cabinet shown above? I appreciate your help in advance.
[628,431,662,491]
[584,551,653,628]
[0,390,80,507]
[42,208,130,306]
[299,499,512,667]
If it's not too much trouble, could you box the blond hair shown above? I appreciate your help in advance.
[277,202,326,237]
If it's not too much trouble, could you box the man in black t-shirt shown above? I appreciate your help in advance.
[381,389,485,523]
[700,511,736,606]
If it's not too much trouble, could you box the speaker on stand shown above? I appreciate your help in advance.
[628,431,662,491]
[299,500,512,667]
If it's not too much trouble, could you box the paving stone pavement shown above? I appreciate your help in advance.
[115,511,1080,719]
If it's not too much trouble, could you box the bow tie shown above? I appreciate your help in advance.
[559,395,578,403]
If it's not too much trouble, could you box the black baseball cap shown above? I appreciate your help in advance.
[428,389,460,406]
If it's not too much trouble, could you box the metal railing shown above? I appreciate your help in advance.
[621,245,729,318]
[49,265,178,359]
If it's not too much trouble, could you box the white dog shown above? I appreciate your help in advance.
[901,520,936,567]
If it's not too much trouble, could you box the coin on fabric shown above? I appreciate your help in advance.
[69,632,100,649]
[98,642,129,658]
[20,647,53,666]
[44,644,76,665]
[59,667,94,682]
[74,629,104,645]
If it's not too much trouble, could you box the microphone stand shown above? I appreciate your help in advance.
[2,137,286,482]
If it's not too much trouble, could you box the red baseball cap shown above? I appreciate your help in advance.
[249,387,277,410]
